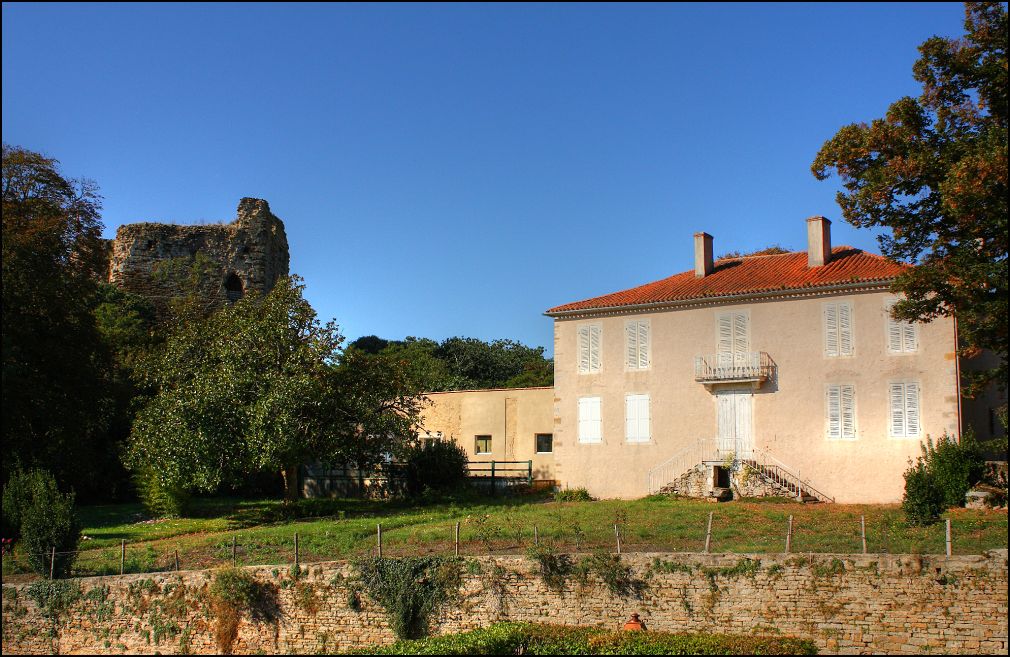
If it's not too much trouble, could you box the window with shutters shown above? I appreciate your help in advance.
[625,320,650,370]
[823,302,854,357]
[888,382,921,438]
[577,396,602,444]
[577,324,602,374]
[825,384,856,440]
[885,300,918,354]
[716,312,749,367]
[625,394,651,443]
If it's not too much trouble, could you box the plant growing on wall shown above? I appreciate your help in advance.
[354,556,462,640]
[208,568,279,654]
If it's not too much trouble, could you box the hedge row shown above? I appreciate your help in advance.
[347,622,818,655]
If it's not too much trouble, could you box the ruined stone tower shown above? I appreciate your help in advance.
[106,198,290,309]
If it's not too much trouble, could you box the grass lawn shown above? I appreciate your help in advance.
[2,492,1006,581]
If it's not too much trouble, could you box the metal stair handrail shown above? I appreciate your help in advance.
[647,438,719,494]
[747,447,835,503]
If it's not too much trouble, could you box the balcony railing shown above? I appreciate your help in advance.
[694,351,774,384]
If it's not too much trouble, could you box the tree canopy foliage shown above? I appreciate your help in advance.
[348,335,554,391]
[1,144,118,500]
[812,2,1008,392]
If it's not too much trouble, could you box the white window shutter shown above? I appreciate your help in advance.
[902,322,917,353]
[889,383,906,437]
[625,322,637,369]
[838,303,853,356]
[905,383,920,436]
[824,304,839,357]
[732,313,749,357]
[578,326,590,373]
[841,385,855,439]
[637,322,650,370]
[639,395,650,441]
[589,326,601,373]
[579,397,601,443]
[887,314,903,353]
[826,385,841,439]
[717,314,733,360]
[625,395,636,441]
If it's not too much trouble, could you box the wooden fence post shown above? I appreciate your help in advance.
[232,535,237,566]
[377,524,383,558]
[120,539,126,575]
[785,515,793,553]
[704,512,713,553]
[614,524,622,554]
[534,525,539,546]
[860,516,867,554]
[175,550,180,572]
[294,532,300,569]
[454,522,460,557]
[945,519,952,557]
[50,546,56,580]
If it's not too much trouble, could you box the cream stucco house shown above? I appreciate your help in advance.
[419,217,1000,504]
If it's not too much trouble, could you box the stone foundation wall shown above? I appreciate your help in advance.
[663,463,793,499]
[3,550,1007,655]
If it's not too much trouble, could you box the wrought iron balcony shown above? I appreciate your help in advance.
[694,351,774,385]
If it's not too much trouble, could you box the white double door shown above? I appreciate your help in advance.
[716,387,753,459]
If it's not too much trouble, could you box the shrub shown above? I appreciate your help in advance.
[576,551,647,598]
[401,440,470,499]
[902,432,986,525]
[17,471,81,578]
[133,465,191,518]
[553,487,593,503]
[2,468,52,539]
[355,556,462,640]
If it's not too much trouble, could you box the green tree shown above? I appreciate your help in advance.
[126,276,344,505]
[1,144,113,500]
[812,2,1008,393]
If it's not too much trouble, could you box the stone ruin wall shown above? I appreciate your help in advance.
[105,198,289,310]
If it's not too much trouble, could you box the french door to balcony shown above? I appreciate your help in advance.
[716,387,753,459]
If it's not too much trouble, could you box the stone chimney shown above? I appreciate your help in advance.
[694,232,714,278]
[807,216,832,267]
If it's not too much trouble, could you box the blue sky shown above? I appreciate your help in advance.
[2,3,967,355]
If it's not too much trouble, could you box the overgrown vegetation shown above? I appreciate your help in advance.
[903,433,986,525]
[355,556,463,640]
[345,622,819,655]
[553,488,593,503]
[400,440,470,499]
[208,568,279,654]
[525,543,574,591]
[575,550,647,598]
[5,469,83,578]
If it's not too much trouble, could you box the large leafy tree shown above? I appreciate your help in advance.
[1,144,114,499]
[126,277,344,501]
[812,2,1008,393]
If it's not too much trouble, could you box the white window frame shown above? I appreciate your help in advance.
[624,393,651,443]
[885,299,918,354]
[825,384,857,440]
[577,323,602,374]
[625,319,651,371]
[888,381,921,439]
[577,396,602,444]
[823,301,854,358]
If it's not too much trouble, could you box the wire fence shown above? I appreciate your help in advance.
[3,511,999,583]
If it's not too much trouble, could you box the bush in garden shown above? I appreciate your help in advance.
[17,470,82,578]
[133,465,191,518]
[902,432,986,525]
[401,440,469,499]
[3,468,52,539]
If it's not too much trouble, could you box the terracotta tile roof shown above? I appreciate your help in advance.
[546,247,907,315]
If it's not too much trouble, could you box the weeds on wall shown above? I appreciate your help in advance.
[355,556,463,640]
[575,551,647,598]
[208,568,280,654]
[525,543,574,592]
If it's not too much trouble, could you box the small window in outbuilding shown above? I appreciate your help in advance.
[535,434,553,454]
[224,273,244,301]
[475,435,492,455]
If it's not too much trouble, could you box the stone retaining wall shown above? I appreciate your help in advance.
[2,550,1006,655]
